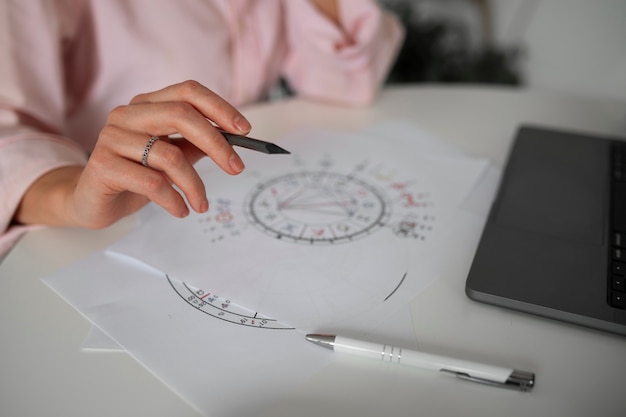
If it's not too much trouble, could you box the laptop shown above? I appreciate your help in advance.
[465,125,626,336]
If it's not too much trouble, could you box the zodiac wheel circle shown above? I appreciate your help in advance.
[244,171,391,244]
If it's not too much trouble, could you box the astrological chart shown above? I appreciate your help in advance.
[195,155,436,247]
[110,126,484,331]
[167,274,294,329]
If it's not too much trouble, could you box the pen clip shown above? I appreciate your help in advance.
[440,369,535,392]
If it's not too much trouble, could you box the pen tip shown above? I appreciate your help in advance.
[304,334,336,350]
[267,144,290,154]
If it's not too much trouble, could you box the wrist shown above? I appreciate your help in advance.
[14,166,84,228]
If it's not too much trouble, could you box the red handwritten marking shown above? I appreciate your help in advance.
[401,192,422,207]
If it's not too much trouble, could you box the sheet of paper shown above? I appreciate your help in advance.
[42,123,498,415]
[43,252,331,417]
[82,326,123,351]
[109,125,489,332]
[44,249,430,417]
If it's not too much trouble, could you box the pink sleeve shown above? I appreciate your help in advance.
[0,1,89,255]
[282,0,404,106]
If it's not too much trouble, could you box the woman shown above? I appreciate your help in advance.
[0,0,404,255]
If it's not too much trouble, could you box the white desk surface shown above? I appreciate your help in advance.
[2,85,626,417]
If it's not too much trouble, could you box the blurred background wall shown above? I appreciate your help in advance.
[380,0,626,102]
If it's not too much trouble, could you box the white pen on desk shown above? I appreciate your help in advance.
[305,334,535,392]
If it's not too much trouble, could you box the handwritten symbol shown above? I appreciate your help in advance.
[215,212,233,223]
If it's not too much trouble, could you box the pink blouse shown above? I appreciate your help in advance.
[0,0,403,255]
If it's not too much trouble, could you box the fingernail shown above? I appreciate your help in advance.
[199,198,209,213]
[229,153,245,173]
[233,115,251,134]
[180,205,190,217]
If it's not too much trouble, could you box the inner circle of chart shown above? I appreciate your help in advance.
[244,171,391,244]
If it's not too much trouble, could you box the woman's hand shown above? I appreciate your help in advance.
[15,80,251,229]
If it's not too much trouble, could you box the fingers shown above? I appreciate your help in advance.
[109,81,249,175]
[90,151,192,219]
[104,130,209,213]
[87,80,250,224]
[107,101,245,175]
[131,79,251,134]
[85,133,204,221]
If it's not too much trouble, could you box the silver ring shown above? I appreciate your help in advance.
[141,136,159,167]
